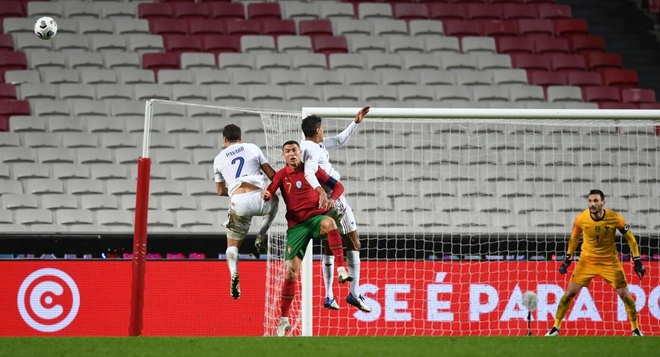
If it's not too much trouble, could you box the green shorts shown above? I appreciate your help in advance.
[285,215,327,260]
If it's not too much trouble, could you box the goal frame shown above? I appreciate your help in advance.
[128,99,660,336]
[297,106,660,336]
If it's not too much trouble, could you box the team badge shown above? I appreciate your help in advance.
[296,181,302,189]
[287,246,292,254]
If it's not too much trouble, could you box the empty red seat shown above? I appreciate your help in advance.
[392,3,429,20]
[529,71,567,87]
[621,88,656,104]
[601,69,639,90]
[551,54,586,72]
[139,3,174,19]
[554,19,589,38]
[142,53,180,72]
[247,3,281,20]
[0,52,27,76]
[582,86,620,103]
[0,116,7,132]
[189,19,226,35]
[0,83,16,100]
[569,36,605,54]
[585,53,622,71]
[482,20,519,38]
[534,37,570,54]
[566,71,602,87]
[262,19,296,37]
[149,19,189,35]
[443,20,482,38]
[164,35,203,54]
[0,34,14,52]
[537,4,572,19]
[173,3,208,19]
[427,4,468,20]
[209,3,246,19]
[226,20,262,36]
[637,103,660,109]
[312,36,348,55]
[467,4,502,20]
[496,37,534,54]
[299,20,333,38]
[0,100,30,117]
[599,103,635,109]
[202,35,241,54]
[511,54,551,71]
[518,19,553,37]
[502,4,537,20]
[0,1,24,19]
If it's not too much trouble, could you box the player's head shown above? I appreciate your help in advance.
[222,124,241,147]
[587,189,605,215]
[282,140,301,168]
[301,115,323,141]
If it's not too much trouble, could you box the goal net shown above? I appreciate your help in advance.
[260,107,660,337]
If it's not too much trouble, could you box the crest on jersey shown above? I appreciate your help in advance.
[295,181,302,189]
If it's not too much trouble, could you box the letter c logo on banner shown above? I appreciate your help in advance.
[17,268,80,333]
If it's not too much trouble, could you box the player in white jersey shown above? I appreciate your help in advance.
[300,106,372,313]
[214,124,279,300]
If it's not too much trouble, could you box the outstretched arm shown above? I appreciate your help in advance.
[323,105,369,149]
[261,162,277,181]
[262,171,282,201]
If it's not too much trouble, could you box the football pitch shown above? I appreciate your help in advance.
[0,336,657,357]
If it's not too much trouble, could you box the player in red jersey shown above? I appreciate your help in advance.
[262,140,353,336]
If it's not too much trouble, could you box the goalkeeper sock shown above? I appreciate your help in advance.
[322,255,335,299]
[259,198,278,236]
[226,246,239,276]
[623,296,639,330]
[327,229,345,267]
[346,250,360,297]
[280,279,296,317]
[553,295,574,329]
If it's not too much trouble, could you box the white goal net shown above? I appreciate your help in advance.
[261,108,660,337]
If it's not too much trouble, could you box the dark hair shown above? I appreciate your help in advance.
[301,115,322,138]
[282,140,299,150]
[223,124,241,142]
[588,189,605,200]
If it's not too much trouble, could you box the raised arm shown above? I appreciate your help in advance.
[323,105,369,149]
[261,162,277,181]
[302,145,322,190]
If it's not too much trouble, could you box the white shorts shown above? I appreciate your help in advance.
[224,190,278,240]
[329,195,357,235]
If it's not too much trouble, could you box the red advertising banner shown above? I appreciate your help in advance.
[1,261,657,336]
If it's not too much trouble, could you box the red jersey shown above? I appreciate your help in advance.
[265,165,344,228]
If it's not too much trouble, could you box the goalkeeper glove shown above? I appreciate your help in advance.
[633,256,646,280]
[559,254,572,274]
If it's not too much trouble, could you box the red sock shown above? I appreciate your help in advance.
[280,279,296,317]
[327,229,345,267]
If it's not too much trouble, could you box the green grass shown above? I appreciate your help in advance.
[0,337,657,357]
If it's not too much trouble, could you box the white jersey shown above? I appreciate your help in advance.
[213,143,268,197]
[301,121,359,188]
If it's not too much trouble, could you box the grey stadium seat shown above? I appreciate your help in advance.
[52,35,90,52]
[43,69,80,84]
[90,35,128,52]
[409,20,444,37]
[277,36,313,54]
[358,3,393,19]
[180,53,216,70]
[281,2,320,20]
[78,19,114,35]
[42,194,79,210]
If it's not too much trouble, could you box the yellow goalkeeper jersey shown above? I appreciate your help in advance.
[570,209,630,259]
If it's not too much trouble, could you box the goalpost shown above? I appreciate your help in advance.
[129,100,660,337]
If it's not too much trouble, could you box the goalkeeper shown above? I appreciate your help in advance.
[262,140,353,336]
[546,189,646,337]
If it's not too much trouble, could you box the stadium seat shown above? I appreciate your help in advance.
[233,71,269,85]
[582,86,620,104]
[496,37,534,55]
[299,20,333,38]
[621,88,656,104]
[280,2,319,20]
[96,210,133,227]
[467,4,502,20]
[90,35,127,52]
[373,19,409,37]
[3,193,39,209]
[164,35,203,54]
[502,4,537,20]
[357,3,392,19]
[254,53,292,70]
[408,20,444,37]
[188,20,224,36]
[0,1,24,19]
[518,19,553,38]
[537,4,572,19]
[100,2,137,19]
[142,53,179,72]
[511,54,551,72]
[0,52,27,75]
[115,19,151,36]
[127,35,165,55]
[461,37,497,53]
[529,71,566,87]
[443,20,482,38]
[566,71,602,87]
[277,36,313,53]
[171,2,207,19]
[567,36,605,55]
[138,3,173,20]
[43,194,79,210]
[427,4,467,21]
[226,20,263,36]
[554,19,589,38]
[392,3,429,20]
[16,209,53,225]
[491,69,528,85]
[262,20,296,37]
[27,2,63,18]
[585,52,622,71]
[551,54,586,72]
[546,86,583,102]
[241,35,276,53]
[58,84,95,100]
[425,37,460,53]
[208,3,245,20]
[247,3,281,20]
[601,69,639,90]
[534,37,570,55]
[482,20,519,39]
[455,71,491,86]
[203,35,241,55]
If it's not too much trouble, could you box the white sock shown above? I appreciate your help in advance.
[226,246,239,275]
[322,255,334,299]
[346,250,360,297]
